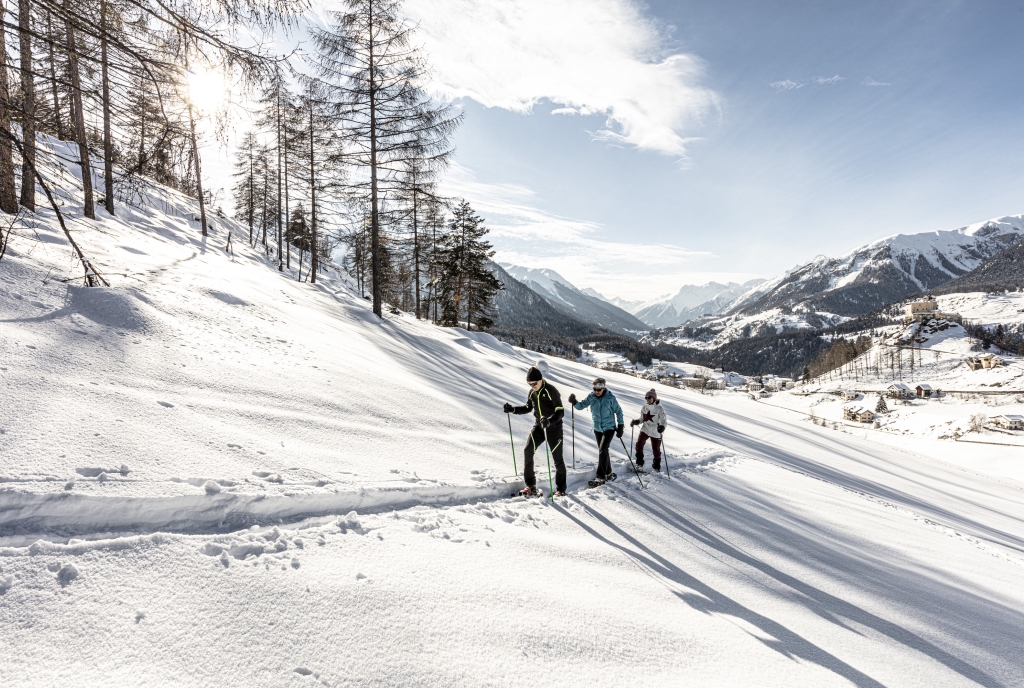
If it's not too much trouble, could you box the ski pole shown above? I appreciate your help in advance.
[542,424,554,500]
[571,407,575,469]
[618,436,645,489]
[506,413,518,477]
[622,421,630,464]
[662,435,670,479]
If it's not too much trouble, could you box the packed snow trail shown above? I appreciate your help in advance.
[3,456,1021,686]
[2,142,1024,685]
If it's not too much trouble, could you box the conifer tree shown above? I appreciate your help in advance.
[232,131,259,244]
[310,0,461,317]
[436,200,501,330]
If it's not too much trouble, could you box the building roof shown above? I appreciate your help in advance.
[888,383,912,391]
[995,414,1024,422]
[916,384,932,390]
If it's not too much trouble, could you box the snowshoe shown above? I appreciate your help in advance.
[514,486,542,498]
[605,472,618,482]
[587,478,606,489]
[553,491,567,498]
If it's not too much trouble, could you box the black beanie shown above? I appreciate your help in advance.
[526,366,543,382]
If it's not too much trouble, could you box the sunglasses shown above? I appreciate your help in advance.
[593,387,605,392]
[529,379,542,386]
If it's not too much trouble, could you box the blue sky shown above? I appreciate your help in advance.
[405,0,1024,300]
[198,1,1024,302]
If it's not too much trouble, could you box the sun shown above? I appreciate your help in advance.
[186,66,232,113]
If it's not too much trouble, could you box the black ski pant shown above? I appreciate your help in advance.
[635,432,662,470]
[524,423,566,493]
[594,429,615,479]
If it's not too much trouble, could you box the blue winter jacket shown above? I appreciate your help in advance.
[574,391,624,432]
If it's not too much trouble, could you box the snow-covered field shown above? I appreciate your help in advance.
[3,151,1024,686]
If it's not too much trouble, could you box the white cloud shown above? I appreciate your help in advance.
[441,163,732,300]
[405,0,720,158]
[861,76,892,87]
[771,75,844,90]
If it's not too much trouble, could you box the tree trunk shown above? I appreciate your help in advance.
[276,87,283,270]
[137,79,146,171]
[261,158,268,248]
[64,0,95,219]
[99,0,113,214]
[283,110,290,270]
[431,219,437,323]
[309,101,317,284]
[247,149,253,243]
[187,103,207,235]
[368,0,381,315]
[46,12,65,141]
[0,2,17,215]
[413,187,420,318]
[18,0,35,210]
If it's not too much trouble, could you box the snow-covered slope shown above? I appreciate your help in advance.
[727,214,1024,319]
[2,139,1024,686]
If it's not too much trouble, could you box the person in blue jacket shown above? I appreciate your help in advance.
[568,377,624,484]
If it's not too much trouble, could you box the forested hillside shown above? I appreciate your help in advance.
[0,0,507,335]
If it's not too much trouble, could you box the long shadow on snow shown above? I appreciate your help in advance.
[559,498,887,688]
[664,400,1024,555]
[633,481,1018,686]
[565,488,1011,687]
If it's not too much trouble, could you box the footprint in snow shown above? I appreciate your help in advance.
[56,564,79,586]
[157,401,174,408]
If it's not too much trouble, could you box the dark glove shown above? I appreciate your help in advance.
[615,424,624,438]
[630,419,640,427]
[503,402,513,413]
[657,425,665,434]
[540,416,551,429]
[568,393,577,405]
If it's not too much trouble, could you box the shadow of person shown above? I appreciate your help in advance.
[560,493,1003,688]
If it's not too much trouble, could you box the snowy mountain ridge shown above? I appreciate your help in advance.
[725,214,1024,320]
[632,279,767,329]
[497,263,649,334]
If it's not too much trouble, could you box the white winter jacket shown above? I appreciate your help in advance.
[634,401,667,438]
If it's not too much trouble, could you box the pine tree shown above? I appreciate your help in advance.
[310,0,461,317]
[436,200,501,330]
[875,395,888,414]
[232,131,259,244]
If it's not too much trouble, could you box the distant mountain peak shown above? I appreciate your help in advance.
[494,263,648,335]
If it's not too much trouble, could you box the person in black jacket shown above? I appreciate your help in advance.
[503,366,566,497]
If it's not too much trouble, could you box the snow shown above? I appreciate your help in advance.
[724,214,1024,320]
[2,137,1024,686]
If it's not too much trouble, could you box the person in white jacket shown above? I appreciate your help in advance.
[629,388,667,472]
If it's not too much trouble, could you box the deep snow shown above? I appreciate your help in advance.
[2,140,1024,686]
